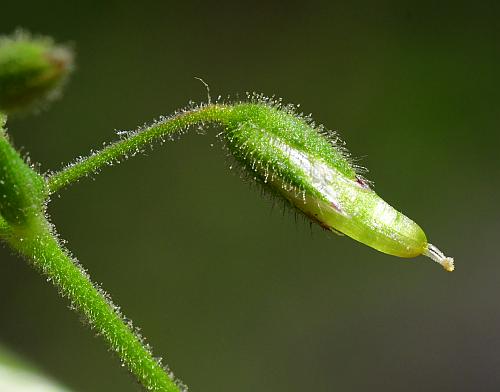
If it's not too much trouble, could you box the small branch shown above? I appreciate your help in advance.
[48,104,230,193]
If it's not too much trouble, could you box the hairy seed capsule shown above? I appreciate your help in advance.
[0,32,73,113]
[219,102,454,271]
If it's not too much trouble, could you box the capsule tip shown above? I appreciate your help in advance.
[423,244,454,272]
[440,257,455,272]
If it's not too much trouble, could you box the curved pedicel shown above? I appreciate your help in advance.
[48,98,454,271]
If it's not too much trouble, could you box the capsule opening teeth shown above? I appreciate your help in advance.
[423,244,454,272]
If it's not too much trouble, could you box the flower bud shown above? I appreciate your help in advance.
[0,32,73,113]
[219,102,453,271]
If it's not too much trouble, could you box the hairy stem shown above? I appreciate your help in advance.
[48,104,230,193]
[3,218,180,392]
[0,111,187,391]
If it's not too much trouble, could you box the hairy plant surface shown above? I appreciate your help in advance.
[0,32,454,391]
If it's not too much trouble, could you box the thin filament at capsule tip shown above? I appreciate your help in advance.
[423,243,455,272]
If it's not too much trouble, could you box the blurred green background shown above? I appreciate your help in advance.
[1,0,499,391]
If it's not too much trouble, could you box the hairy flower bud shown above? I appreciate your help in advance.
[219,102,454,271]
[0,32,73,113]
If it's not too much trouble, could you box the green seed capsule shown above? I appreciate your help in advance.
[219,101,454,271]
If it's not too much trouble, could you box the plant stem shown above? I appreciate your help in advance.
[12,103,233,390]
[48,104,230,193]
[29,104,232,390]
[3,217,181,392]
[0,109,194,391]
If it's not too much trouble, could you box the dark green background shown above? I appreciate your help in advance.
[1,1,499,391]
